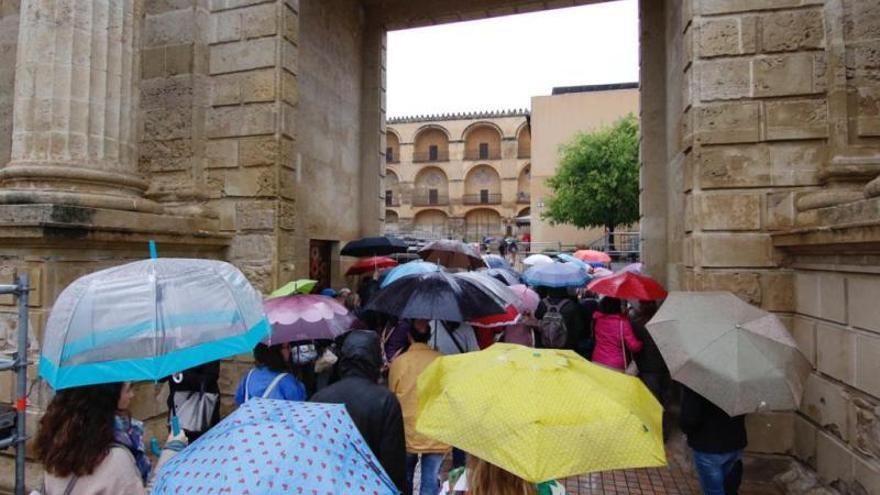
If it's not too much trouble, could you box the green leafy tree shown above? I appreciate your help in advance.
[543,113,639,247]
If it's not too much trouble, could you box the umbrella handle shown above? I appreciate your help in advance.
[170,415,181,436]
[149,437,161,457]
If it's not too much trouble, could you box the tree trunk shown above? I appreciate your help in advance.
[607,224,616,253]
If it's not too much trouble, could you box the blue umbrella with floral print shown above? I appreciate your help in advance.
[152,399,398,495]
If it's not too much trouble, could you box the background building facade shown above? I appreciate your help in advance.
[531,83,640,246]
[385,111,531,241]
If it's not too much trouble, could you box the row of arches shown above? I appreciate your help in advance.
[385,207,531,238]
[385,164,530,207]
[386,122,530,163]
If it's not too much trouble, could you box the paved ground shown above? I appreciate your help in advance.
[561,433,784,495]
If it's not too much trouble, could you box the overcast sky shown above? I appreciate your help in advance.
[386,0,639,118]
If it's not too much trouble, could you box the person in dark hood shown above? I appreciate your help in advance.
[310,330,407,492]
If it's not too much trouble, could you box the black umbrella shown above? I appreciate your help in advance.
[418,240,486,270]
[481,267,522,286]
[365,271,508,322]
[341,236,408,257]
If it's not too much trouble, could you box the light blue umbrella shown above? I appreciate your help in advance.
[152,399,398,495]
[380,260,442,288]
[39,258,269,390]
[556,253,591,272]
[482,254,511,269]
[523,262,592,288]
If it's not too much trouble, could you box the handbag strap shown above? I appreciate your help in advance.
[244,369,254,402]
[619,320,627,366]
[62,475,78,495]
[261,373,288,399]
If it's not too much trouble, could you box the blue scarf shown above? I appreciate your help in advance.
[113,415,151,484]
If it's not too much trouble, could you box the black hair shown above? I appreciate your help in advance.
[598,296,623,315]
[409,324,431,344]
[253,343,292,373]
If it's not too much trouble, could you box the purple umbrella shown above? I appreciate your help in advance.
[263,295,355,344]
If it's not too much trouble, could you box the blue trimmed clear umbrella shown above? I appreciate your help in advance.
[523,262,591,288]
[380,260,442,288]
[39,258,269,390]
[556,253,592,273]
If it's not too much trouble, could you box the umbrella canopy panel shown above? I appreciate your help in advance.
[523,262,591,288]
[264,295,355,343]
[341,236,408,257]
[418,240,486,270]
[153,399,397,495]
[40,259,268,389]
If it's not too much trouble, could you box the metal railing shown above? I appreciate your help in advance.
[588,231,640,260]
[412,193,449,206]
[516,191,530,203]
[462,193,501,205]
[0,275,29,495]
[412,150,450,163]
[385,155,400,164]
[463,149,501,160]
[384,196,400,207]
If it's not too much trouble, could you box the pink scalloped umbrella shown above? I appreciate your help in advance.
[263,295,355,344]
[509,284,540,314]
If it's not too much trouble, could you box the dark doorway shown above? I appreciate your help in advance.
[309,240,333,290]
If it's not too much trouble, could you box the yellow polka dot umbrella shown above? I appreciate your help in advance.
[416,343,666,483]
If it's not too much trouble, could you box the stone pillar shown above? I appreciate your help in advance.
[0,0,160,213]
[360,20,386,237]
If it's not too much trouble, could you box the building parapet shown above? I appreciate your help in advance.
[388,108,529,124]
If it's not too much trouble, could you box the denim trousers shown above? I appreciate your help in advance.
[406,452,444,495]
[692,449,743,495]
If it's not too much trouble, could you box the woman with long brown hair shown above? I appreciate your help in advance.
[35,382,186,494]
[442,456,567,495]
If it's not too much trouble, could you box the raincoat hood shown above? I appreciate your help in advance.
[339,330,382,381]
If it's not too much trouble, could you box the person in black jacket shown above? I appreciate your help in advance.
[629,301,670,401]
[310,330,407,492]
[535,287,589,354]
[680,385,747,495]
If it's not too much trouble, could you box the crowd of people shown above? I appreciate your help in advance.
[31,256,747,495]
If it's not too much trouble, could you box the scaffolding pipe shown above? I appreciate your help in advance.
[14,274,28,495]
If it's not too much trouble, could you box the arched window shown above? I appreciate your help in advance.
[413,167,449,206]
[385,170,400,206]
[386,130,400,164]
[463,123,502,160]
[413,127,450,163]
[517,125,531,159]
[463,165,502,205]
[517,164,530,204]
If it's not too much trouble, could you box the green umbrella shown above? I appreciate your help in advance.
[646,291,811,416]
[269,279,317,298]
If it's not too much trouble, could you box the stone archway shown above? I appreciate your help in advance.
[463,122,503,160]
[413,166,449,206]
[413,208,449,237]
[463,164,501,205]
[464,207,502,241]
[413,126,450,162]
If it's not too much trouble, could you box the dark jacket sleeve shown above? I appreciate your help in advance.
[381,395,409,493]
[679,386,703,436]
[563,300,587,350]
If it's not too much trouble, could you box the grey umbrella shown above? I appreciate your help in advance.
[418,240,487,270]
[646,291,811,416]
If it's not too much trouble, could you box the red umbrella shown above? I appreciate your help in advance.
[586,271,667,301]
[468,304,520,328]
[573,250,611,263]
[345,256,398,276]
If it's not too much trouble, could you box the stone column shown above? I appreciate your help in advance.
[0,0,160,213]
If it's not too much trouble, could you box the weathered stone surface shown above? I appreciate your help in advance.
[753,52,826,98]
[698,58,752,101]
[697,16,757,58]
[698,0,806,15]
[850,396,880,461]
[795,272,847,324]
[852,455,880,495]
[235,200,276,231]
[794,414,818,467]
[855,333,880,398]
[761,271,794,311]
[228,233,274,262]
[206,104,276,138]
[791,316,817,367]
[694,233,775,267]
[693,270,761,305]
[240,136,279,167]
[760,8,825,53]
[205,139,239,169]
[816,430,855,487]
[699,142,824,189]
[816,323,855,383]
[847,276,880,334]
[765,99,828,141]
[145,8,195,46]
[696,102,760,144]
[209,38,276,74]
[283,4,299,43]
[223,166,277,197]
[241,3,277,39]
[698,192,761,230]
[802,374,850,441]
[765,191,796,231]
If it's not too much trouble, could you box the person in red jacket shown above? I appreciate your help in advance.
[591,297,643,370]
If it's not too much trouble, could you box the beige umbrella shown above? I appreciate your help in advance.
[646,291,811,416]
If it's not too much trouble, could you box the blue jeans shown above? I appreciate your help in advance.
[406,453,444,495]
[692,449,743,495]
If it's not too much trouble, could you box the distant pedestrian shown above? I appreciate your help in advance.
[680,385,746,495]
[235,342,306,404]
[591,297,642,372]
[35,382,186,495]
[498,239,508,258]
[311,330,408,492]
[389,323,450,495]
[629,300,669,401]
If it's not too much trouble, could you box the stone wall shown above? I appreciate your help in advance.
[640,0,880,491]
[0,0,18,169]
